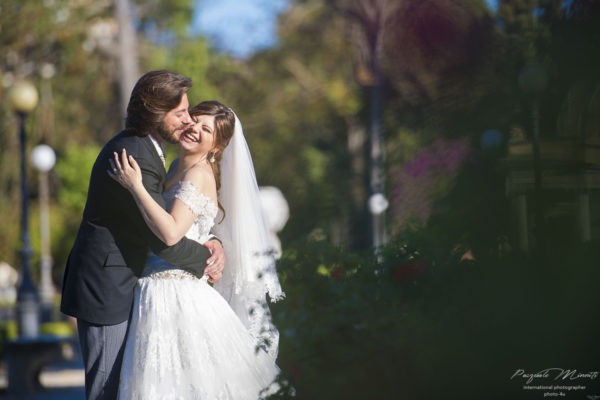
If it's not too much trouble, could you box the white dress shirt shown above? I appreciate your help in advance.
[148,134,166,167]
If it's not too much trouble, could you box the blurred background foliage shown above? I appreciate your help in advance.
[2,0,598,268]
[1,0,600,397]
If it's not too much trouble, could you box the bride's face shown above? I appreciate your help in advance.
[180,114,216,155]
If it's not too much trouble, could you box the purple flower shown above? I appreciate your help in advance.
[389,138,471,232]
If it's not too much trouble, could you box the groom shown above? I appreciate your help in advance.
[61,70,225,400]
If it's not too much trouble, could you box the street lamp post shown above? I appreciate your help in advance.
[8,80,40,338]
[31,144,56,319]
[369,192,389,248]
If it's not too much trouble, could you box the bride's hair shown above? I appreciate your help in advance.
[189,101,236,219]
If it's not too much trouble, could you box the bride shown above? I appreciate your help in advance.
[108,101,284,399]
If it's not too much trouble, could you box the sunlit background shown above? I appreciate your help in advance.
[1,0,599,398]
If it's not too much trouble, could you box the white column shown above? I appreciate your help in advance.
[39,170,55,305]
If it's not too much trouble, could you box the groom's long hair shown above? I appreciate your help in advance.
[189,101,235,221]
[125,70,192,137]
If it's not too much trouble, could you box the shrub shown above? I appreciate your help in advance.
[268,239,600,399]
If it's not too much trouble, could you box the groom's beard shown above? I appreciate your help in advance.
[156,120,188,144]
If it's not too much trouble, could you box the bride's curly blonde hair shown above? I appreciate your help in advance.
[189,101,236,220]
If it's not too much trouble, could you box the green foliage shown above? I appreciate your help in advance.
[148,37,220,105]
[0,196,20,268]
[55,144,100,215]
[40,321,76,338]
[26,202,85,284]
[43,145,102,271]
[269,238,600,399]
[0,321,18,342]
[133,0,195,38]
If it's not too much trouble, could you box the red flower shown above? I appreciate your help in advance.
[331,266,342,279]
[392,261,427,282]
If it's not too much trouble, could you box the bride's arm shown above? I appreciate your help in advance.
[108,149,198,246]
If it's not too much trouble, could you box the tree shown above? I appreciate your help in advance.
[0,0,202,270]
[205,0,367,247]
[331,0,402,247]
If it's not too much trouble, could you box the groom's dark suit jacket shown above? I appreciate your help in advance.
[60,130,211,325]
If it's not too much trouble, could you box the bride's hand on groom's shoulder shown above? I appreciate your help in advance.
[107,148,143,192]
[204,239,225,283]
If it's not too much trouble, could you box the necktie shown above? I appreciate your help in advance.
[157,144,166,167]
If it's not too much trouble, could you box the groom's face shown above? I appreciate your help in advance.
[156,93,192,144]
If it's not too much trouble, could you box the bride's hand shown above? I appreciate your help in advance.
[107,149,142,192]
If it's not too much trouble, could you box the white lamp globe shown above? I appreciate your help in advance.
[8,80,39,113]
[31,144,56,172]
[40,63,56,79]
[259,186,289,233]
[369,193,389,215]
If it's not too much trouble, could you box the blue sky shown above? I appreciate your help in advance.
[192,0,500,58]
[485,0,499,11]
[191,0,288,58]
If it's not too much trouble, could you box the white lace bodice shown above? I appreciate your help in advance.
[143,180,218,279]
[165,180,218,244]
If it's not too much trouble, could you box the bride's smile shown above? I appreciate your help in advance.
[180,114,216,149]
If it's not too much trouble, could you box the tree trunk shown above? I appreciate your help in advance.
[368,10,386,248]
[115,0,140,122]
[346,115,369,248]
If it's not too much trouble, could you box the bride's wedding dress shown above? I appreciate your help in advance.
[118,181,280,400]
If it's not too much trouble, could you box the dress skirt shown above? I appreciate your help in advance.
[117,261,280,400]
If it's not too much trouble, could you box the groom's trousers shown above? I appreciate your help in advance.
[77,319,129,400]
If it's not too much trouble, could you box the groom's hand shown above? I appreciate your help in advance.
[204,239,225,283]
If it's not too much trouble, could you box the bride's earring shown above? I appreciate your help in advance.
[210,153,216,163]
